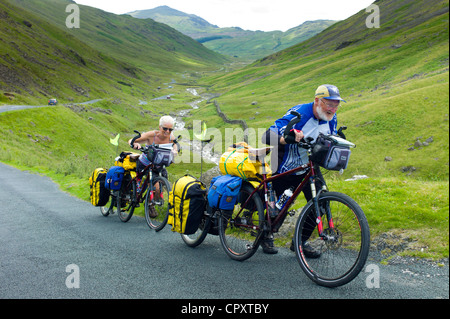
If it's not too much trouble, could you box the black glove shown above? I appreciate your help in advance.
[284,129,297,144]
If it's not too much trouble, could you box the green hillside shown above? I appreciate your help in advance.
[14,0,228,71]
[0,0,227,104]
[128,6,337,61]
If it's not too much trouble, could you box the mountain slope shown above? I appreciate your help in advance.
[0,0,147,104]
[128,5,219,35]
[0,0,228,104]
[13,0,228,73]
[128,6,337,60]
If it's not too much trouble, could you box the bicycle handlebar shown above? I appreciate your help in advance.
[129,130,142,149]
[129,130,182,154]
[284,110,348,149]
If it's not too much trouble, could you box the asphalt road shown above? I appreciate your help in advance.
[0,162,448,304]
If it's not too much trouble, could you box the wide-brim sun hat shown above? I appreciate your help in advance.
[315,84,346,102]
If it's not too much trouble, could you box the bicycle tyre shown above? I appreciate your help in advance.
[218,183,265,261]
[117,179,136,222]
[100,196,114,216]
[294,191,370,287]
[181,214,212,247]
[144,176,171,232]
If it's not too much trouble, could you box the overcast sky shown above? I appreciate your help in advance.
[74,0,375,32]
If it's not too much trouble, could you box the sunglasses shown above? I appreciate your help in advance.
[161,127,174,132]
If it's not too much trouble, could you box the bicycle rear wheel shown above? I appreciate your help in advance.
[100,195,114,216]
[218,183,265,261]
[181,213,211,247]
[294,192,370,287]
[144,176,171,232]
[116,178,136,222]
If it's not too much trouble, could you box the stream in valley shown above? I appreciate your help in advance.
[172,88,220,165]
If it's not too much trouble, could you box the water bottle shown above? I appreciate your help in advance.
[275,187,294,211]
[267,182,278,217]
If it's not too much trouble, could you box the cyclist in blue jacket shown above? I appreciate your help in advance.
[261,84,346,255]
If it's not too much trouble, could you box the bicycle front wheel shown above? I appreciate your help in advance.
[116,179,136,222]
[145,176,171,232]
[218,183,265,261]
[294,192,370,287]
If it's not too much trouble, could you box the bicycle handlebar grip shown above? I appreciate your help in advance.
[337,126,347,139]
[130,131,141,148]
[283,111,302,143]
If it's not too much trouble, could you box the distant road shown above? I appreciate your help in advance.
[0,99,103,114]
[0,104,50,113]
[0,162,448,304]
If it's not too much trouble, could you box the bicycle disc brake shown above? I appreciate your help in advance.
[322,228,343,250]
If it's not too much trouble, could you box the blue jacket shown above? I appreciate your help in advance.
[267,102,337,174]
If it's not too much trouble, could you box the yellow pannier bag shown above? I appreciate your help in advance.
[168,175,206,234]
[114,152,140,171]
[219,142,272,183]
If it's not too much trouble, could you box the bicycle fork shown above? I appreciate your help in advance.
[147,180,164,204]
[310,177,335,240]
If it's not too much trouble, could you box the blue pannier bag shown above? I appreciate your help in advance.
[208,175,242,210]
[105,166,125,190]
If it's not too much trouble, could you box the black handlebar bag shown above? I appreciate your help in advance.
[310,134,354,171]
[146,145,174,167]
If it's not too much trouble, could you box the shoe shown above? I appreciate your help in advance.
[290,240,321,258]
[261,236,278,254]
[148,205,158,218]
[302,242,321,259]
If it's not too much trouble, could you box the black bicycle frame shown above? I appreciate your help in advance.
[237,160,330,238]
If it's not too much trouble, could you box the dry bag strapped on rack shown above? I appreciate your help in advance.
[219,142,271,182]
[208,175,242,211]
[105,166,125,190]
[114,152,140,171]
[168,174,206,234]
[310,134,355,171]
[89,168,110,206]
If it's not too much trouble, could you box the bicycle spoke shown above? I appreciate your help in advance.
[117,178,136,222]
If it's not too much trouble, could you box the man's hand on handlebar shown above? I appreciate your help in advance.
[282,129,304,144]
